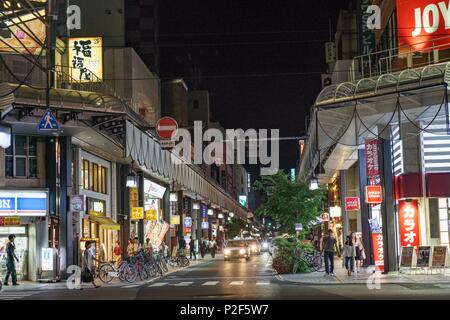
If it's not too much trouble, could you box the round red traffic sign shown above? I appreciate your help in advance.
[156,116,178,139]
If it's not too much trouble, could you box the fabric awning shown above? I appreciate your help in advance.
[89,215,121,230]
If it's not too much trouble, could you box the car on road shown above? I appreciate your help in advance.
[223,240,251,261]
[246,239,261,255]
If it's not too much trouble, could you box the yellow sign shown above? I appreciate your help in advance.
[129,187,139,208]
[0,217,21,226]
[88,210,104,217]
[170,215,180,225]
[131,207,144,220]
[68,37,103,82]
[0,10,46,55]
[145,210,157,221]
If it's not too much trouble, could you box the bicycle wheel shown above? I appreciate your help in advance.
[144,262,157,278]
[124,264,138,283]
[180,256,190,267]
[99,263,114,283]
[311,255,323,272]
[160,259,169,273]
[140,266,149,280]
[118,261,128,281]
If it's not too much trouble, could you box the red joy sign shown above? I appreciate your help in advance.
[156,116,178,139]
[345,197,360,211]
[398,200,420,249]
[397,0,450,54]
[372,233,385,272]
[365,185,383,204]
[365,139,379,177]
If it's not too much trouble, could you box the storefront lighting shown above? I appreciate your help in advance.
[218,213,224,219]
[170,192,178,202]
[207,209,214,216]
[0,125,11,149]
[126,172,137,188]
[309,178,319,190]
[192,202,200,210]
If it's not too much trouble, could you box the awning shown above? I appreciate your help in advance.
[89,215,121,230]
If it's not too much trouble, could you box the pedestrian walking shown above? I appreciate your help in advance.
[144,238,153,255]
[82,241,100,288]
[113,241,122,268]
[133,237,142,253]
[126,238,134,259]
[3,234,19,286]
[200,238,206,258]
[355,234,366,273]
[189,237,197,260]
[343,235,356,276]
[321,229,337,277]
[209,237,217,258]
[178,237,186,250]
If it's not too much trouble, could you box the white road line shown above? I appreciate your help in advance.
[202,281,219,286]
[229,281,244,286]
[122,284,141,288]
[256,282,270,285]
[148,282,168,287]
[171,282,193,287]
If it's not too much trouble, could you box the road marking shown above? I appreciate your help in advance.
[148,282,168,287]
[256,282,270,285]
[171,282,193,287]
[229,281,244,286]
[122,284,141,288]
[0,292,37,300]
[202,281,219,286]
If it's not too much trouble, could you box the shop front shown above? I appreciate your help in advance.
[143,178,169,249]
[0,190,49,281]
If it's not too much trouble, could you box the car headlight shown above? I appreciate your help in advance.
[239,249,246,254]
[224,249,231,255]
[262,243,269,248]
[251,245,257,251]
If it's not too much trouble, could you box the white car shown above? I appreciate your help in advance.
[223,240,251,261]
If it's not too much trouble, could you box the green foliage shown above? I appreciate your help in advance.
[254,170,325,234]
[271,236,315,274]
[225,217,246,239]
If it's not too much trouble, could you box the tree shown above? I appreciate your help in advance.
[225,217,247,239]
[254,170,325,234]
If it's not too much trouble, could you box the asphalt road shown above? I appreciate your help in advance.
[3,253,450,300]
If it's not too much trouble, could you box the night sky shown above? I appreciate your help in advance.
[159,0,349,176]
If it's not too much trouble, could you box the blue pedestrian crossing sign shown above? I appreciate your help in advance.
[38,109,59,131]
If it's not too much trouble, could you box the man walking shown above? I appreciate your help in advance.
[321,229,337,277]
[189,237,197,260]
[4,234,19,286]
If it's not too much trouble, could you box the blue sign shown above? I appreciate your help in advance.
[0,191,47,216]
[201,204,208,218]
[38,109,59,131]
[201,222,209,229]
[184,217,192,228]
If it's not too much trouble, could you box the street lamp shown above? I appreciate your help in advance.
[193,202,200,210]
[126,172,137,188]
[207,209,214,216]
[170,192,178,202]
[229,212,234,218]
[0,124,11,149]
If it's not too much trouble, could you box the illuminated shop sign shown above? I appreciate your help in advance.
[68,37,103,82]
[144,180,166,199]
[398,200,420,249]
[0,191,47,216]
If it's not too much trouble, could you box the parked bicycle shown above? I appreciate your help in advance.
[292,248,323,273]
[169,249,190,267]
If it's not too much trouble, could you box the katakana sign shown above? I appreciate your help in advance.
[372,233,384,271]
[398,200,420,249]
[365,139,379,177]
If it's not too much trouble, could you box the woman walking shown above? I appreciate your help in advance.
[355,234,366,273]
[342,235,356,277]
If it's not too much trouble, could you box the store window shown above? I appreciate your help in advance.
[81,158,108,194]
[5,135,37,178]
[437,198,450,246]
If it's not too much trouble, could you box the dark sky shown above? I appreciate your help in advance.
[159,0,349,176]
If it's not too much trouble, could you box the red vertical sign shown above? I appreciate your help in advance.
[365,139,379,177]
[371,233,385,272]
[345,197,360,211]
[398,200,420,249]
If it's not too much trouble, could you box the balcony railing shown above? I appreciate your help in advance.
[349,35,450,82]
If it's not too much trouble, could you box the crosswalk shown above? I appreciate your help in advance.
[0,291,40,300]
[145,280,273,288]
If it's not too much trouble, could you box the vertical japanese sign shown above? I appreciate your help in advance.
[371,233,385,271]
[68,37,103,82]
[357,0,376,55]
[365,139,379,177]
[129,187,139,209]
[398,200,420,249]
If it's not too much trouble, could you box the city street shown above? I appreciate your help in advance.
[1,253,450,300]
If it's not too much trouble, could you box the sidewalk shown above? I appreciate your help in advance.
[278,258,450,285]
[0,254,220,292]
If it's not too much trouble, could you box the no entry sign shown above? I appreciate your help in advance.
[156,116,178,139]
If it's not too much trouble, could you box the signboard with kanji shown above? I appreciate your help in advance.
[345,197,360,211]
[372,233,384,271]
[365,185,382,204]
[170,215,180,225]
[68,37,103,82]
[145,210,157,221]
[365,139,379,177]
[398,200,420,249]
[131,207,144,220]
